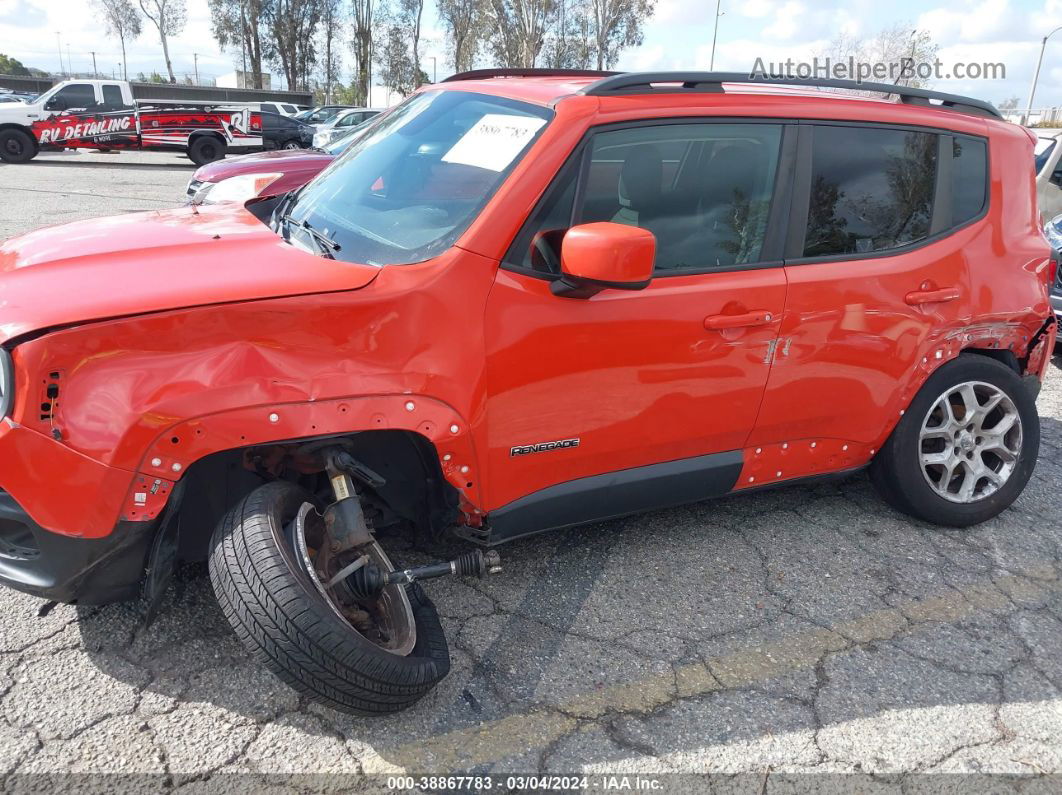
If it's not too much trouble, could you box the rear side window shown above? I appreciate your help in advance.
[803,126,937,257]
[951,135,987,226]
[261,103,278,114]
[101,84,125,108]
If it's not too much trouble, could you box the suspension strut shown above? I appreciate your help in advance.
[332,549,502,601]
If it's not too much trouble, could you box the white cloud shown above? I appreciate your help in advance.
[739,0,778,18]
[762,1,806,41]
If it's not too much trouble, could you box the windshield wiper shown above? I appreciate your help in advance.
[280,213,340,259]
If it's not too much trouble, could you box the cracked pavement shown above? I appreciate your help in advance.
[1,151,1062,789]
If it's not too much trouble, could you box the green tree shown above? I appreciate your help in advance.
[0,54,30,76]
[208,0,268,89]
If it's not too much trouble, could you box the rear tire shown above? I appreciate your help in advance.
[208,481,450,715]
[871,354,1039,527]
[0,128,36,163]
[188,135,225,166]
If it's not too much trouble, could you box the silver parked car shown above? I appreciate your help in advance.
[312,107,383,148]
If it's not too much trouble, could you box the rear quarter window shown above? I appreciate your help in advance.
[804,125,937,257]
[950,135,987,226]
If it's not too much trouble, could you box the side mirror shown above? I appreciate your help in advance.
[44,97,65,111]
[551,222,655,298]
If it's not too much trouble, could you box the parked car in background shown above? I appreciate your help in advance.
[259,101,301,117]
[0,78,265,165]
[185,127,358,203]
[0,95,26,104]
[312,107,382,148]
[295,105,355,124]
[1042,212,1062,322]
[1035,133,1062,219]
[259,111,314,151]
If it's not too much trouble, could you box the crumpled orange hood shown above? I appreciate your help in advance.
[0,202,380,343]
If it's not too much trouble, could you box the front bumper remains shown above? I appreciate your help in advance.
[0,489,157,604]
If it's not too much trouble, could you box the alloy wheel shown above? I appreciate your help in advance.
[918,380,1022,503]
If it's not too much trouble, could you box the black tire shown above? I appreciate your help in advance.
[188,135,225,166]
[0,128,36,163]
[208,481,450,715]
[871,354,1039,527]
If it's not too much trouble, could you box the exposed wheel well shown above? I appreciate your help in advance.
[172,430,460,563]
[188,130,225,144]
[961,347,1020,373]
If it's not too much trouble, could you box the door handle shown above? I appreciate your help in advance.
[905,287,960,305]
[704,310,774,330]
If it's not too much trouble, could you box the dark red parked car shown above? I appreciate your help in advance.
[185,121,375,203]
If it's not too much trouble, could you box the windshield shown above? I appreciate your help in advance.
[322,117,380,155]
[278,90,552,266]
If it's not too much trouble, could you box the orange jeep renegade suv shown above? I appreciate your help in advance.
[0,70,1054,714]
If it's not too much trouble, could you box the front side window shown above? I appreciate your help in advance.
[803,126,937,257]
[47,84,95,111]
[508,122,782,273]
[281,90,552,266]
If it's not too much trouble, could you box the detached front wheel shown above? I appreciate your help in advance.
[208,481,450,715]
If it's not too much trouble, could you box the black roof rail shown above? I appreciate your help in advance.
[578,71,1002,120]
[443,68,619,83]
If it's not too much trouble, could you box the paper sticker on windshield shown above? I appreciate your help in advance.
[442,114,547,172]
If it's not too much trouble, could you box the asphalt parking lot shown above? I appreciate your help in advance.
[1,149,1062,790]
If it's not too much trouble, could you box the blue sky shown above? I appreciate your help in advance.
[1,0,1062,108]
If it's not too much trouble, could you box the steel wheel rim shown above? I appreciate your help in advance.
[290,502,416,656]
[918,380,1022,504]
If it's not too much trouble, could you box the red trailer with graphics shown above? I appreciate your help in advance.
[0,79,266,166]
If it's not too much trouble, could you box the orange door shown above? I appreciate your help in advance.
[480,120,793,515]
[748,125,984,455]
[483,268,786,509]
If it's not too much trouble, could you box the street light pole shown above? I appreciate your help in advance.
[709,1,725,70]
[56,31,63,76]
[194,53,200,85]
[431,56,437,83]
[90,51,98,78]
[1025,25,1062,126]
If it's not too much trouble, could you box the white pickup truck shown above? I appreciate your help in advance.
[0,78,267,165]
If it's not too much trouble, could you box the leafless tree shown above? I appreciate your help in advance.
[208,0,267,88]
[94,0,141,81]
[822,23,939,89]
[317,0,345,100]
[400,0,425,87]
[351,0,375,104]
[138,0,186,83]
[488,0,556,68]
[437,0,486,73]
